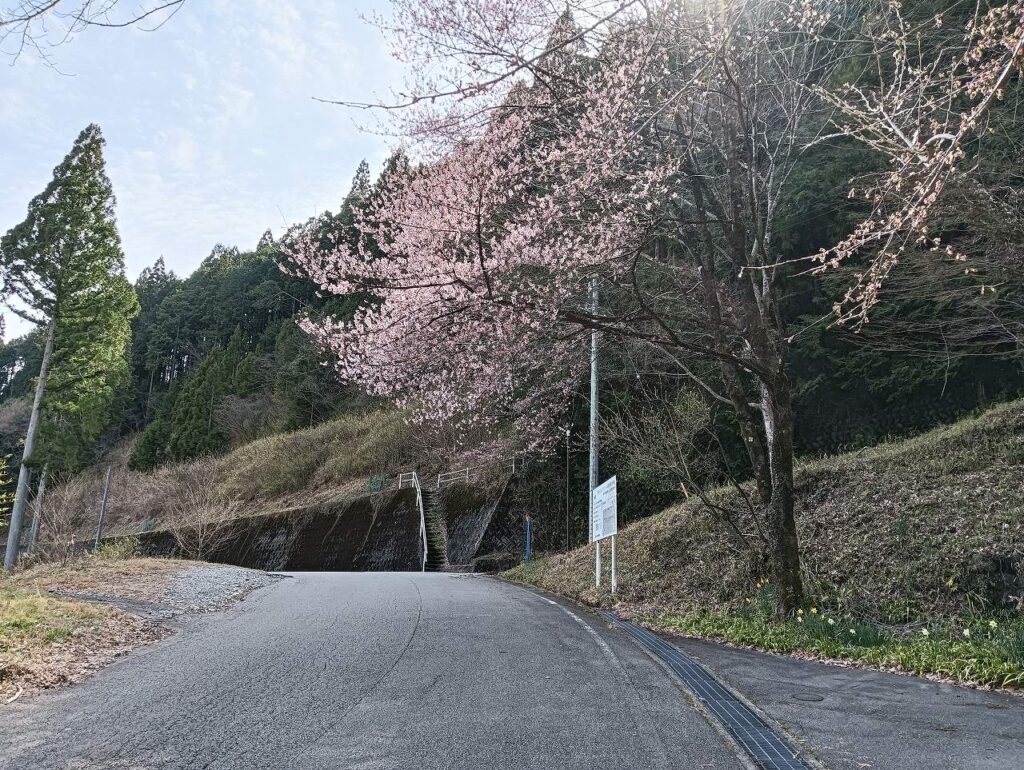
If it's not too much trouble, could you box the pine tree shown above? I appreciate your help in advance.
[130,257,180,427]
[257,229,276,250]
[0,124,138,568]
[346,160,371,204]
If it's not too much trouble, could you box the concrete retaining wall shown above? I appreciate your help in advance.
[434,476,521,569]
[135,488,421,572]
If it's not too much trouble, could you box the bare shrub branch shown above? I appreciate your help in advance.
[0,0,185,61]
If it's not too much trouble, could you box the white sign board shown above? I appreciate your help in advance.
[590,476,617,542]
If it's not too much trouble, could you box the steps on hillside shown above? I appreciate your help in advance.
[420,488,449,571]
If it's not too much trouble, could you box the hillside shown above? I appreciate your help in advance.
[509,398,1024,627]
[32,409,414,555]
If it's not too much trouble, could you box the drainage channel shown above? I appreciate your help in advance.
[599,611,815,770]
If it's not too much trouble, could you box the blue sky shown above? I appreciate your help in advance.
[1,0,398,338]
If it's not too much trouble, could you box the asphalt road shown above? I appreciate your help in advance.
[678,637,1024,770]
[0,573,744,770]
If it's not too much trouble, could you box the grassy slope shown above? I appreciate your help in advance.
[41,408,413,548]
[507,399,1024,688]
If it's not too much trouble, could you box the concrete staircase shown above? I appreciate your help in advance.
[420,488,449,571]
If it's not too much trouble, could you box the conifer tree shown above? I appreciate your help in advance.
[0,124,138,568]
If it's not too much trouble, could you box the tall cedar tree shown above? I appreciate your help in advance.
[0,124,138,568]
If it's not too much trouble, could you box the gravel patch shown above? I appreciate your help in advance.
[161,566,279,613]
[51,565,280,620]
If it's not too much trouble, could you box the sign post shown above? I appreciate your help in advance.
[590,476,618,593]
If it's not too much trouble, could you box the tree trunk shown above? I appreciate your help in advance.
[144,366,157,422]
[27,464,49,556]
[4,322,56,570]
[760,373,803,613]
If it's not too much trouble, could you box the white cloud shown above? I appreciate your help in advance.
[160,129,197,171]
[2,0,403,332]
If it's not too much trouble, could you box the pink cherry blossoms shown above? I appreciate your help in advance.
[289,14,675,449]
[812,0,1024,323]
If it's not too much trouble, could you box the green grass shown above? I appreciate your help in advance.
[654,605,1024,689]
[506,399,1024,690]
[507,564,1024,688]
[0,589,107,666]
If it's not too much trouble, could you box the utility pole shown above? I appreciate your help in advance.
[589,278,600,587]
[564,424,571,551]
[4,322,55,570]
[94,464,113,549]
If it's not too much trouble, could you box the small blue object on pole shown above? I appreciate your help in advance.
[525,515,532,562]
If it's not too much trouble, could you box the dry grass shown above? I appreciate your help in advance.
[32,408,413,553]
[217,408,413,501]
[508,398,1024,625]
[0,556,200,704]
[9,556,193,603]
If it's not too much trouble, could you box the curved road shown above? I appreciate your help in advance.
[0,573,743,769]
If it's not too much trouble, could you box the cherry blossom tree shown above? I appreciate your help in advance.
[812,0,1024,322]
[291,0,863,610]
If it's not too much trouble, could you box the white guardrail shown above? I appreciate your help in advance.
[399,471,427,572]
[436,457,519,489]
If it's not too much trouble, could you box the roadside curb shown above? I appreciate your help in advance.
[498,577,830,770]
[601,610,829,770]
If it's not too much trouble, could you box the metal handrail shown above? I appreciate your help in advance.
[436,467,470,487]
[435,457,520,489]
[397,459,521,570]
[404,471,427,572]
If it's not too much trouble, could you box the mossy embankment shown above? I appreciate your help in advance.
[507,399,1024,688]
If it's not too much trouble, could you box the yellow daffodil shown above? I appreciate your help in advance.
[810,607,818,615]
[796,609,804,616]
[989,620,998,629]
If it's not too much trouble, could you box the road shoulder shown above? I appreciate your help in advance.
[674,635,1024,770]
[1,556,277,704]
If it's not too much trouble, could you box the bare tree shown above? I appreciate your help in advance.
[601,345,770,552]
[0,0,185,61]
[31,469,88,561]
[214,393,285,449]
[165,460,238,561]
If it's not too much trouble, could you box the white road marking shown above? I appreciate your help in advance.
[557,605,619,665]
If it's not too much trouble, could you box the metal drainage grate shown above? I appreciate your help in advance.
[600,611,814,770]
